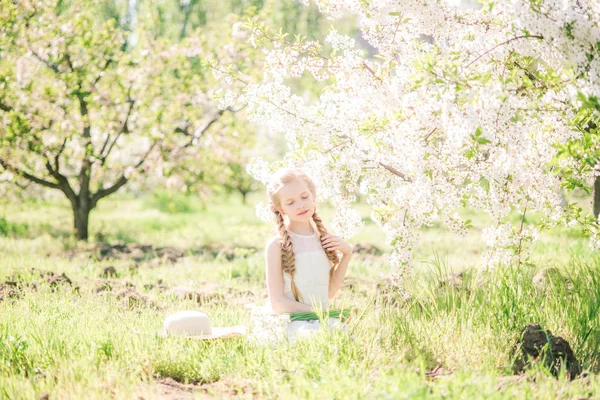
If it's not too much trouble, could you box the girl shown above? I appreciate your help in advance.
[262,168,353,341]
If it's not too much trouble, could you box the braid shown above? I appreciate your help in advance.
[312,209,341,279]
[274,210,301,302]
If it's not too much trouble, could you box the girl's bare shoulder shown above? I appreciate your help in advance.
[265,236,281,256]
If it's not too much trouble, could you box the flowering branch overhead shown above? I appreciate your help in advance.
[244,0,600,274]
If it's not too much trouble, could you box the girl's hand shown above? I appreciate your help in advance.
[321,233,353,256]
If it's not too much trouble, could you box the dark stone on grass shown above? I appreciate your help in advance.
[512,323,581,379]
[101,266,117,278]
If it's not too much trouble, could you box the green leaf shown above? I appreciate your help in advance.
[479,177,490,193]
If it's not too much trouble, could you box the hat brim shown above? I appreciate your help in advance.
[185,325,246,340]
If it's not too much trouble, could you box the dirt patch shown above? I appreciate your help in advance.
[143,279,169,292]
[195,244,258,261]
[95,244,185,264]
[1,268,76,301]
[137,377,197,399]
[425,364,453,380]
[168,286,224,305]
[137,376,257,399]
[116,287,159,311]
[198,376,257,398]
[65,243,259,267]
[0,281,21,301]
[45,272,72,290]
[512,323,581,379]
[93,279,113,294]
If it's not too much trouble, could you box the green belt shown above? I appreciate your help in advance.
[288,309,351,322]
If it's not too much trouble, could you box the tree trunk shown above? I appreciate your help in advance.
[594,176,600,219]
[72,200,91,241]
[240,190,248,205]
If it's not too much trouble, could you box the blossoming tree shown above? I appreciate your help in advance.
[240,0,600,274]
[0,0,253,240]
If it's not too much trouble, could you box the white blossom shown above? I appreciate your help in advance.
[244,0,600,273]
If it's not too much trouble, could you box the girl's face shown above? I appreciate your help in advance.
[277,178,315,223]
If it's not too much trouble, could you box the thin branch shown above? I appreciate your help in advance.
[43,160,77,203]
[90,176,127,209]
[30,49,61,74]
[362,62,383,83]
[465,35,543,69]
[92,58,113,87]
[64,52,74,71]
[100,97,135,165]
[183,109,228,148]
[0,158,60,189]
[379,162,412,182]
[54,137,68,172]
[422,127,437,143]
[90,142,157,208]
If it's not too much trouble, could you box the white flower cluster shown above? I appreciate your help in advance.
[255,201,275,222]
[243,0,600,273]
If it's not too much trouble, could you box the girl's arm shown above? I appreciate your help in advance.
[265,237,312,313]
[328,253,351,299]
[321,233,353,300]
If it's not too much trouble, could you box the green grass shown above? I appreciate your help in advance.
[0,193,599,398]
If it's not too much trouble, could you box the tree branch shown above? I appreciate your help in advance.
[362,62,383,83]
[465,35,544,69]
[100,96,135,165]
[0,158,61,189]
[30,49,61,74]
[182,108,229,148]
[379,162,412,182]
[422,127,437,143]
[90,142,157,208]
[44,160,77,203]
[54,137,68,172]
[92,57,114,87]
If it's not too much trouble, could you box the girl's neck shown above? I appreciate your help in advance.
[287,220,314,236]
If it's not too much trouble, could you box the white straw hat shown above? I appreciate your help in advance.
[163,310,246,339]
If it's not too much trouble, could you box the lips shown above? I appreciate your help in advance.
[298,209,309,216]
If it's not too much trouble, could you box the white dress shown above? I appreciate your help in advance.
[283,231,331,310]
[281,231,346,341]
[249,230,346,343]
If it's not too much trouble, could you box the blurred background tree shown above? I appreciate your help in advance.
[0,0,360,240]
[0,0,256,240]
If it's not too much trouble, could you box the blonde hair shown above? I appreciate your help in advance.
[267,168,341,302]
